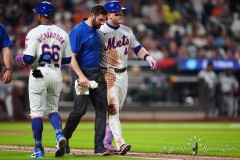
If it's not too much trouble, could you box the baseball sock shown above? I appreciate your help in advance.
[32,117,43,149]
[49,112,63,136]
[104,123,114,144]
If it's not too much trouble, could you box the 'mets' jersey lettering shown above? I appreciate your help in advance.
[105,35,129,51]
[98,23,140,69]
[23,25,71,69]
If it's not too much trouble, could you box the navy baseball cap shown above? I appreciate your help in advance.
[33,1,55,18]
[104,1,126,13]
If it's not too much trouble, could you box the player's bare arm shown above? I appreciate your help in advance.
[2,47,13,84]
[71,53,90,87]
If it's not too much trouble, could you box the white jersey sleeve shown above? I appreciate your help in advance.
[24,30,40,57]
[23,29,41,69]
[98,23,141,69]
[129,29,140,49]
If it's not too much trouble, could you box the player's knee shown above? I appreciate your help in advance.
[72,109,86,117]
[108,104,117,115]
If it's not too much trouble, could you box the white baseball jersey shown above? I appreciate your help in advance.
[98,23,141,69]
[24,25,71,69]
[98,23,141,150]
[23,25,71,117]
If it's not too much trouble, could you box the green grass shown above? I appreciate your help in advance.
[0,150,143,160]
[0,122,240,159]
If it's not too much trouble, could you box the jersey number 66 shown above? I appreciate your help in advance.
[42,44,60,62]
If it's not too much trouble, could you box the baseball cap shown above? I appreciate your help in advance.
[104,1,126,13]
[33,1,55,18]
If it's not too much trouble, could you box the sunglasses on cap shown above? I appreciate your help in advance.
[115,13,124,16]
[113,12,124,16]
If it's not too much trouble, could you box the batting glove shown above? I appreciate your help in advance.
[146,56,157,70]
[15,54,25,66]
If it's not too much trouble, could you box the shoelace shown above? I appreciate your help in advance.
[31,151,42,156]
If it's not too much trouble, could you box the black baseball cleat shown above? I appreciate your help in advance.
[94,146,111,156]
[119,144,131,155]
[65,140,70,154]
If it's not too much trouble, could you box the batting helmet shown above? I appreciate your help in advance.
[33,1,55,18]
[104,1,126,13]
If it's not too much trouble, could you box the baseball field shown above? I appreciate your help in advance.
[0,121,240,159]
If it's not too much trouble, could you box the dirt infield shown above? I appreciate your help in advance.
[0,145,239,160]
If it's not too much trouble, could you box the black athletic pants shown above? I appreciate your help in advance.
[63,69,107,148]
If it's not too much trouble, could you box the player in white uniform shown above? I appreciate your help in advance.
[21,1,71,158]
[98,1,157,155]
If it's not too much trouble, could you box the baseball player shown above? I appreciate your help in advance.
[18,1,71,158]
[98,1,157,155]
[0,23,13,84]
[198,62,218,118]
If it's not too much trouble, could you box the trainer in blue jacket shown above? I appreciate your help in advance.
[63,4,111,156]
[0,24,13,84]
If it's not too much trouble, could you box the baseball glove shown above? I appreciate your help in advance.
[15,54,24,66]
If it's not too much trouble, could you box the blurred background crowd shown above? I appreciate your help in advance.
[1,0,240,120]
[1,0,240,61]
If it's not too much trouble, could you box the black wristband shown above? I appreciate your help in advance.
[5,68,13,73]
[143,54,149,61]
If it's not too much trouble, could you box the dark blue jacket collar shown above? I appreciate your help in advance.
[82,18,95,31]
[106,22,120,30]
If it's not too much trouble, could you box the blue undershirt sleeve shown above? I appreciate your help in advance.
[23,55,35,65]
[61,57,71,65]
[134,45,142,55]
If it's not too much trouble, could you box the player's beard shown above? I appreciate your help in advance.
[92,17,101,29]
